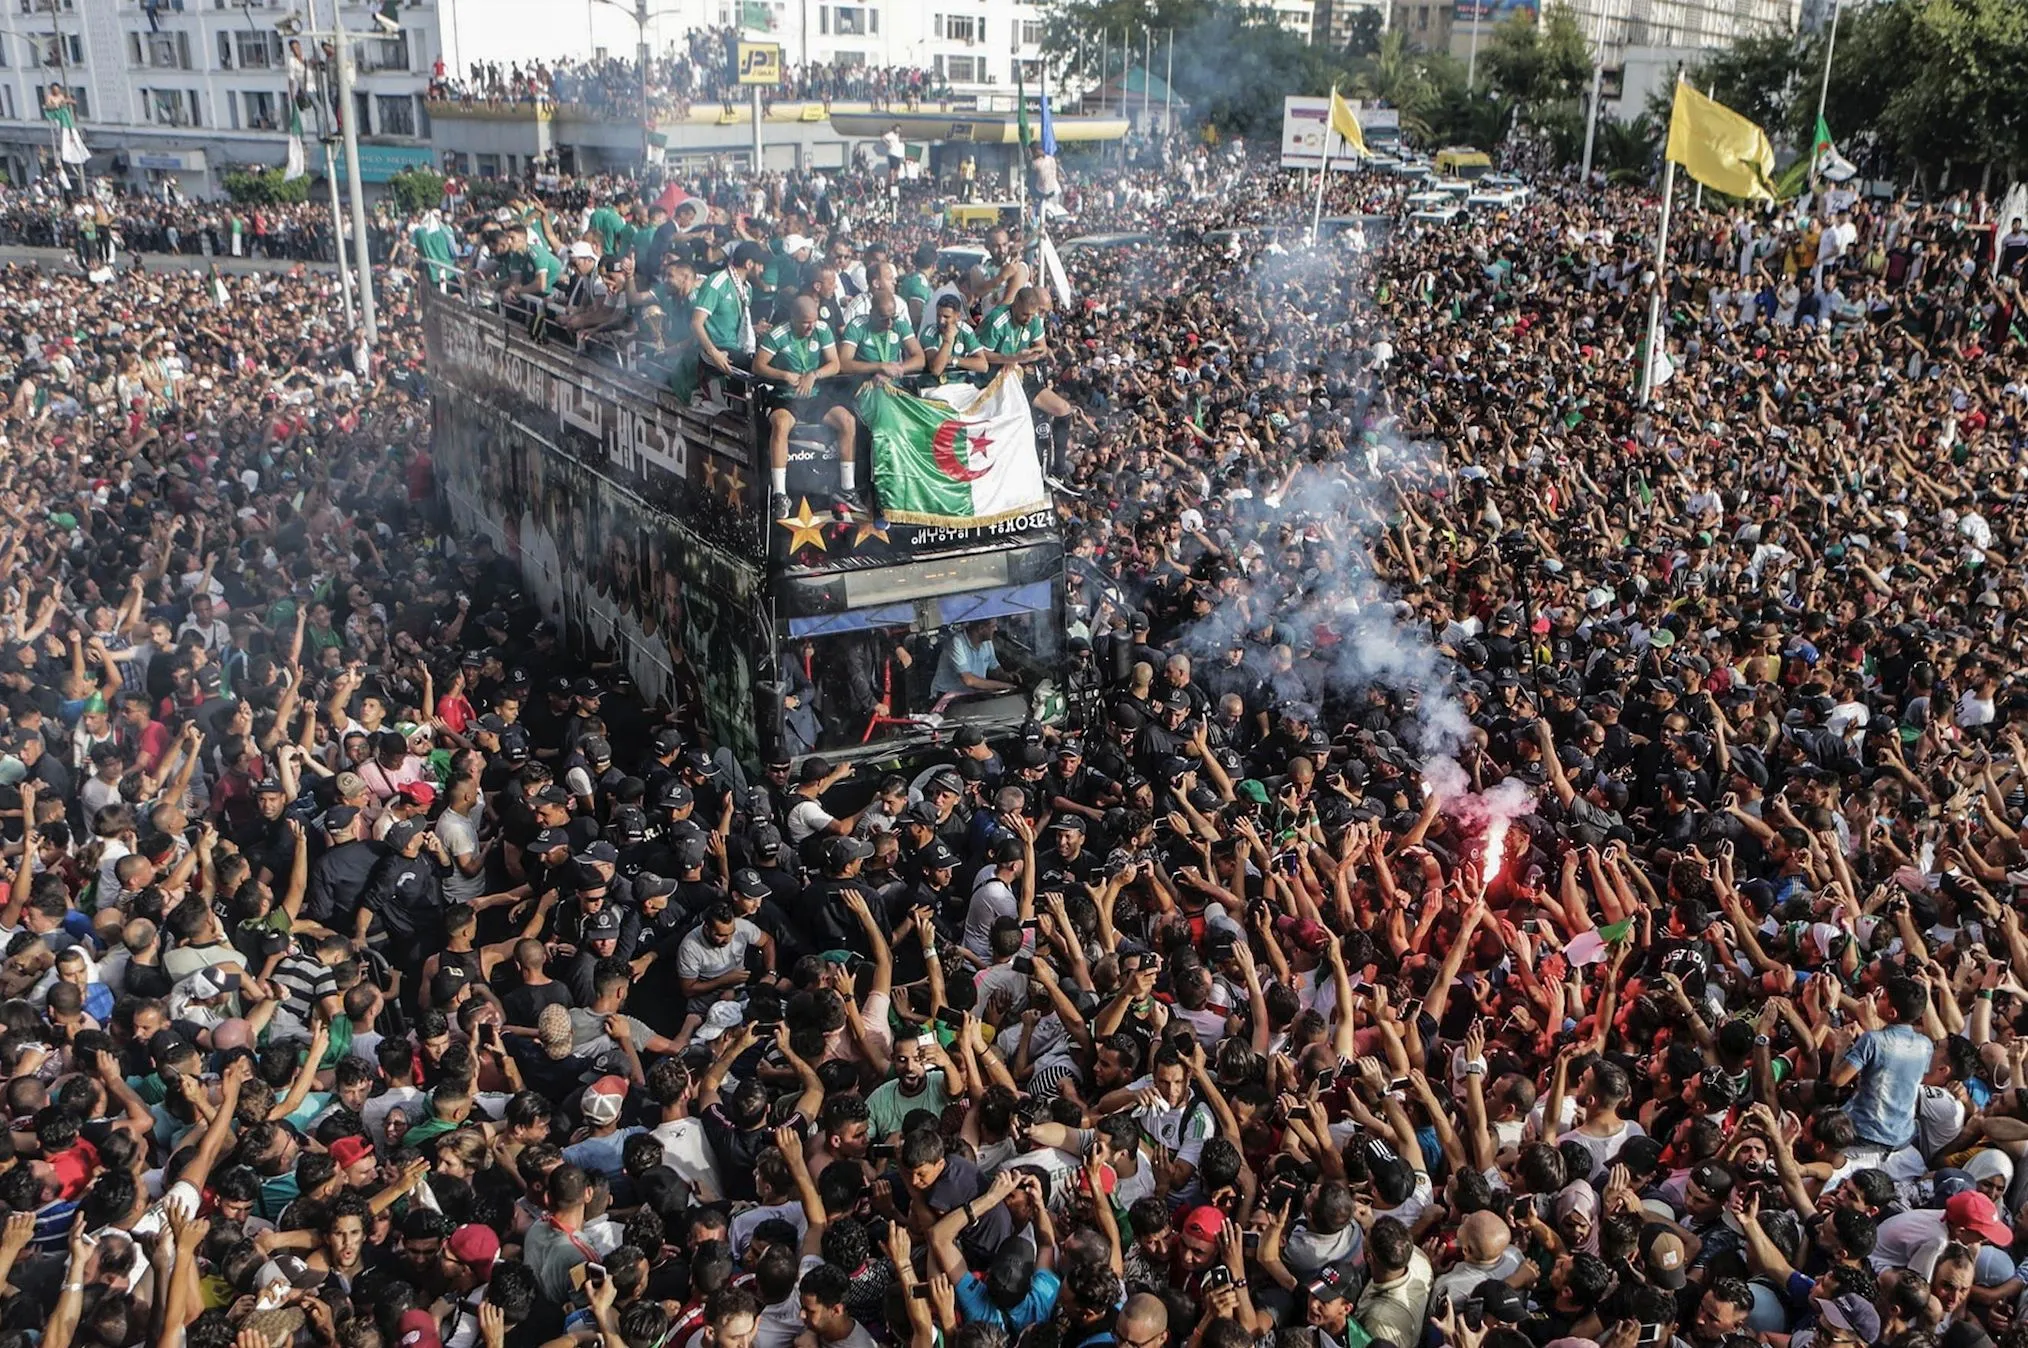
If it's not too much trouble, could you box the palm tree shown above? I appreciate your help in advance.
[1352,30,1438,141]
[1595,113,1659,183]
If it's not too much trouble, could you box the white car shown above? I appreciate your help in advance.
[1467,184,1530,209]
[1410,203,1469,227]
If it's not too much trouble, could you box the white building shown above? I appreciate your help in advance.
[1443,0,1799,72]
[720,0,1048,93]
[0,0,440,198]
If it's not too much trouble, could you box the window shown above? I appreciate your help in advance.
[227,30,280,68]
[128,30,193,68]
[943,54,976,81]
[1020,20,1044,45]
[475,152,500,178]
[1416,6,1427,26]
[940,13,979,41]
[242,88,280,129]
[19,0,77,11]
[833,5,870,35]
[375,93,415,135]
[30,32,83,67]
[143,87,198,125]
[361,32,409,72]
[352,89,370,134]
[1015,58,1040,83]
[0,35,8,67]
[818,4,826,32]
[834,49,866,66]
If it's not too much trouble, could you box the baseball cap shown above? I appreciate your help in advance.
[582,1074,628,1125]
[334,771,367,799]
[585,907,622,938]
[581,735,612,763]
[1642,1229,1687,1289]
[1819,1294,1882,1344]
[329,1135,375,1170]
[1178,1206,1224,1242]
[397,1309,443,1348]
[826,836,874,868]
[324,805,360,833]
[254,777,286,795]
[634,873,678,901]
[1946,1190,2013,1246]
[529,827,570,853]
[385,818,429,849]
[1472,1280,1529,1325]
[445,1223,500,1278]
[257,1254,324,1292]
[922,841,959,870]
[1306,1268,1352,1303]
[536,1003,574,1059]
[733,868,770,900]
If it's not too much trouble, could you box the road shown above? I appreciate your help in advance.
[0,244,341,276]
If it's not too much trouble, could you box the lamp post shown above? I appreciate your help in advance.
[280,0,387,348]
[591,0,685,168]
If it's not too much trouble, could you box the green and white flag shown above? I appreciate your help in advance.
[859,375,1047,527]
[283,106,307,181]
[44,101,88,166]
[1812,115,1856,183]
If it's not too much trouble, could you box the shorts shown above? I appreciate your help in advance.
[763,384,834,417]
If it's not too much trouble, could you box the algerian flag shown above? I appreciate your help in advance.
[859,375,1047,527]
[210,264,230,308]
[44,101,89,167]
[1016,64,1032,151]
[1812,115,1856,183]
[283,106,307,181]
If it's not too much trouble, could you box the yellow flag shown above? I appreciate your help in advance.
[1328,89,1370,159]
[1665,83,1776,201]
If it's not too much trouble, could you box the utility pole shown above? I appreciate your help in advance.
[1810,0,1840,195]
[593,0,682,167]
[1579,0,1612,185]
[331,15,377,346]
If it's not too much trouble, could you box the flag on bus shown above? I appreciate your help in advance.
[859,376,1047,527]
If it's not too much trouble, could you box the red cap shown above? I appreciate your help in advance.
[397,781,437,807]
[1274,916,1331,955]
[1946,1191,2013,1246]
[1179,1205,1224,1242]
[397,1310,443,1348]
[445,1223,500,1276]
[330,1135,375,1170]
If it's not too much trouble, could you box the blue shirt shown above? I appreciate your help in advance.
[1841,1024,1933,1149]
[955,1266,1060,1330]
[933,633,997,697]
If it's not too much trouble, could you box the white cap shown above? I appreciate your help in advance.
[782,233,816,256]
[568,241,598,260]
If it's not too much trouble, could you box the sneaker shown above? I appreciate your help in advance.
[771,493,792,519]
[832,486,868,514]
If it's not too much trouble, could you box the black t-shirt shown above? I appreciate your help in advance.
[700,1102,768,1202]
[501,977,574,1027]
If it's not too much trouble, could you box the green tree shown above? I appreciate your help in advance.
[1481,3,1591,111]
[1351,30,1438,140]
[386,166,446,216]
[223,168,310,206]
[1881,0,2028,182]
[1342,8,1384,58]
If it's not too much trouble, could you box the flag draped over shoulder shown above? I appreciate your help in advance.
[1328,89,1369,159]
[283,106,307,181]
[1665,83,1776,201]
[859,375,1048,527]
[1812,115,1856,183]
[44,102,89,167]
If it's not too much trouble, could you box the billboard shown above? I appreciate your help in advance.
[1454,0,1540,22]
[737,41,782,84]
[1280,97,1401,169]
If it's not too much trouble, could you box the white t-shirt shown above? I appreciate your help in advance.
[652,1117,724,1203]
[786,798,836,845]
[1557,1118,1648,1175]
[675,918,764,985]
[434,804,486,904]
[962,874,1019,957]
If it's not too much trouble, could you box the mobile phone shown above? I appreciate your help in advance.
[1431,1292,1450,1321]
[915,1032,935,1049]
[1388,1076,1411,1094]
[934,1007,966,1029]
[869,1141,897,1160]
[1203,1266,1233,1290]
[1243,1229,1261,1251]
[1012,954,1035,976]
[1020,919,1040,932]
[1638,1327,1664,1346]
[910,1285,931,1301]
[585,1262,606,1285]
[1521,919,1543,935]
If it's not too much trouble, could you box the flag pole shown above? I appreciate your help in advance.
[1693,84,1711,209]
[1811,0,1840,195]
[1310,85,1334,243]
[1638,90,1678,408]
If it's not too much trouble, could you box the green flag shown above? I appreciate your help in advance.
[1016,65,1032,150]
[1811,115,1856,182]
[858,377,1047,527]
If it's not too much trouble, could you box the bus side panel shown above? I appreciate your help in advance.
[434,399,765,767]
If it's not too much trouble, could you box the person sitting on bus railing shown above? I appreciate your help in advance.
[558,247,630,336]
[629,253,698,358]
[932,618,1021,701]
[982,286,1076,477]
[754,297,861,515]
[838,292,924,388]
[924,294,990,388]
[494,223,562,316]
[691,240,767,376]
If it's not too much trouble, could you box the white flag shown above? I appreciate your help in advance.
[283,109,307,181]
[1038,234,1073,311]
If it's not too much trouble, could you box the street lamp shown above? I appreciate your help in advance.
[590,0,686,168]
[277,0,384,348]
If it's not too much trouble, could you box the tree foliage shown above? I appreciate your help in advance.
[1481,4,1592,110]
[386,167,447,217]
[1679,0,2028,185]
[223,168,310,206]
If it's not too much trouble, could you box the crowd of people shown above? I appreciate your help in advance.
[0,107,2026,1348]
[428,38,949,122]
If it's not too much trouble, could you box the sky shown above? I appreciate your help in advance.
[440,0,716,74]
